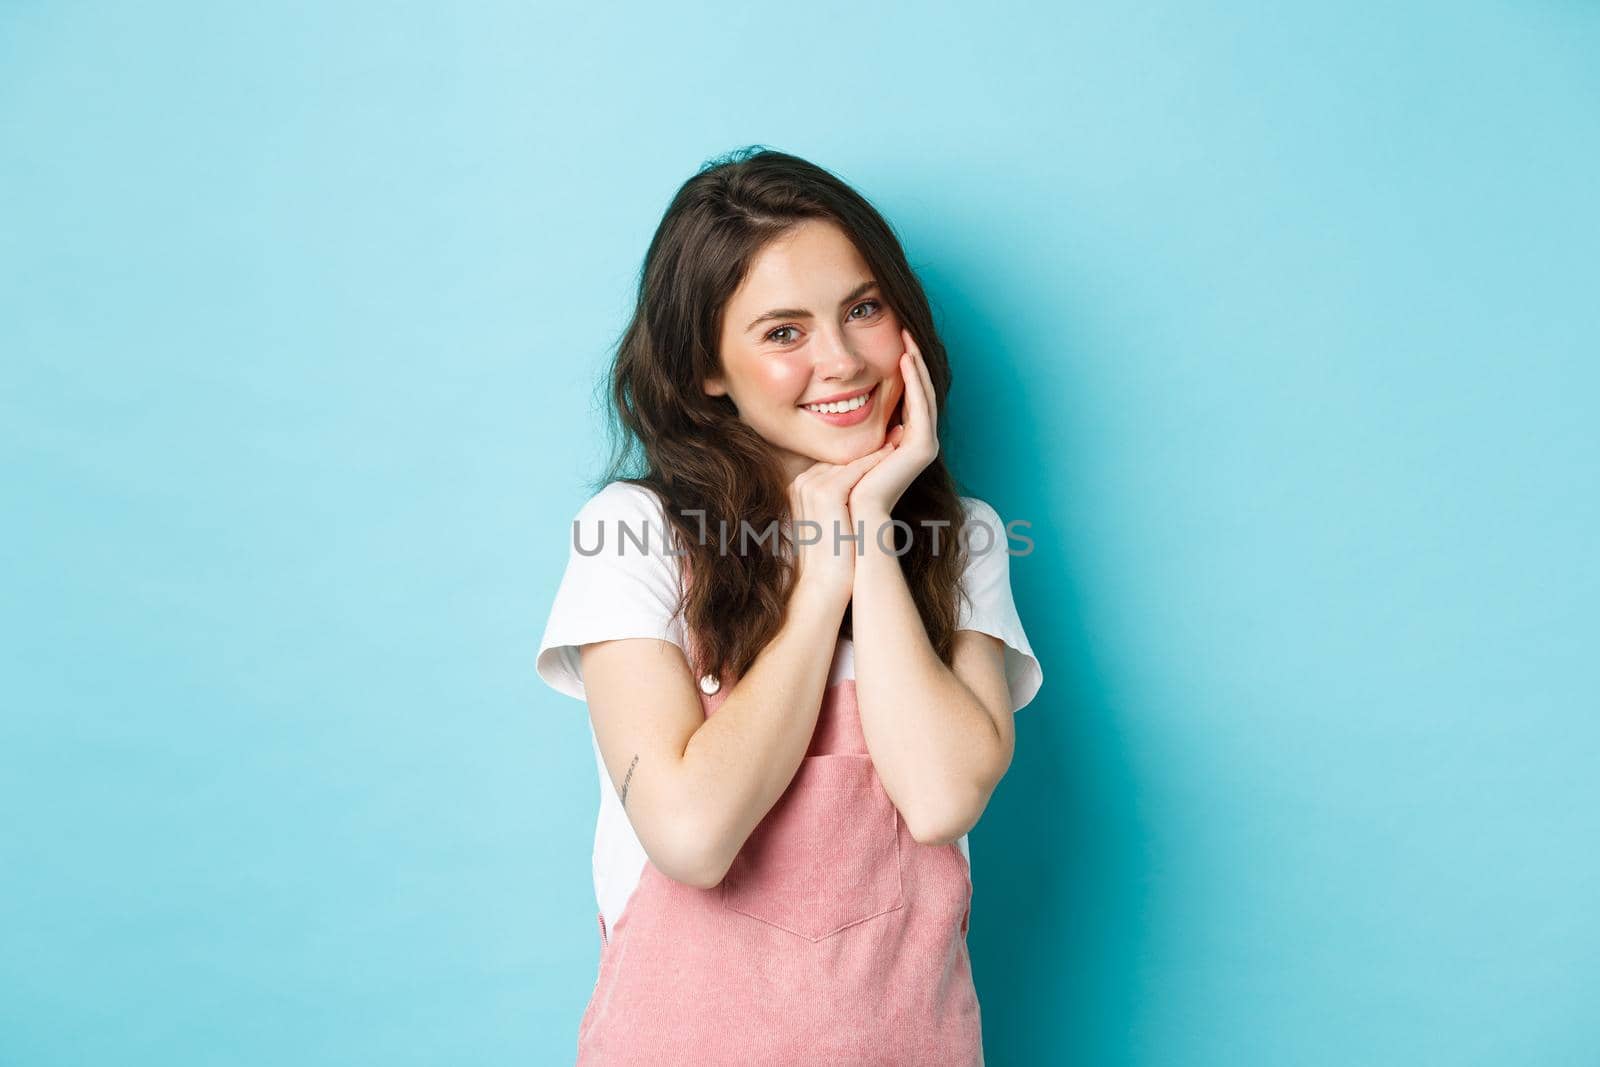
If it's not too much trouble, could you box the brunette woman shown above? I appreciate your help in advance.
[537,146,1042,1065]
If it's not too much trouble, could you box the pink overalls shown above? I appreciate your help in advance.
[575,661,984,1065]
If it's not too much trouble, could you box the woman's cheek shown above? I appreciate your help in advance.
[867,326,905,375]
[755,357,812,405]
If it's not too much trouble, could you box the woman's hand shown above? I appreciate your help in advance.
[848,327,939,520]
[787,441,896,611]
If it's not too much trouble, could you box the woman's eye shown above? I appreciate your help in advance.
[766,301,880,345]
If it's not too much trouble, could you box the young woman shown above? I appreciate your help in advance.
[536,147,1042,1065]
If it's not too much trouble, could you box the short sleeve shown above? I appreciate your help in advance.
[954,497,1044,713]
[535,481,689,702]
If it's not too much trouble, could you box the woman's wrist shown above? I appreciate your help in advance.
[789,573,852,622]
[852,506,899,560]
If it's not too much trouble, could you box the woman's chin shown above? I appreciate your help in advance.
[824,433,886,465]
[781,424,887,470]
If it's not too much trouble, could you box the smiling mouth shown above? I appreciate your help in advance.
[800,383,876,415]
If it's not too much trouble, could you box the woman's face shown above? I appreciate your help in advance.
[708,218,907,483]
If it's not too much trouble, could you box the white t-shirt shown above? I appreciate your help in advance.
[536,480,1043,933]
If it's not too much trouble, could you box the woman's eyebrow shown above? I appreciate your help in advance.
[745,279,878,334]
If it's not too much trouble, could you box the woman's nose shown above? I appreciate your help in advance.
[815,329,867,380]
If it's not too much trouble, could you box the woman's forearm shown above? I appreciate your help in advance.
[850,508,1006,844]
[677,581,846,882]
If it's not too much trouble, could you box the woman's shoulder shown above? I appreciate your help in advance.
[571,479,671,524]
[955,495,1008,545]
[952,494,1024,571]
[956,494,1001,524]
[565,480,684,573]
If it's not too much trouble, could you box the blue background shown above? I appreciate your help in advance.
[3,3,1596,1064]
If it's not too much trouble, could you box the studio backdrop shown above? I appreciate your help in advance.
[3,3,1596,1064]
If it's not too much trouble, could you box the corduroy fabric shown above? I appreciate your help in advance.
[575,675,982,1066]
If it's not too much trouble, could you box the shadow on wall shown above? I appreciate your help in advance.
[917,217,1153,1064]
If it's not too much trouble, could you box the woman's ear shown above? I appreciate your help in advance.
[703,375,728,398]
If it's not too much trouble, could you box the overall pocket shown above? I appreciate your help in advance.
[720,752,904,941]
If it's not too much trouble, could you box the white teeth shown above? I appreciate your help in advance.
[803,390,870,415]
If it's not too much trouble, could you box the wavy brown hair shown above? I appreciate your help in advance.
[593,146,971,685]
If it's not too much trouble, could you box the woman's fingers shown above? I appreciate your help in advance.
[914,345,937,427]
[902,328,935,412]
[791,425,901,512]
[897,332,938,453]
[844,440,897,482]
[814,442,894,498]
[899,352,927,432]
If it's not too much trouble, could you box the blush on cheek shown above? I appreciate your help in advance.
[756,358,812,405]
